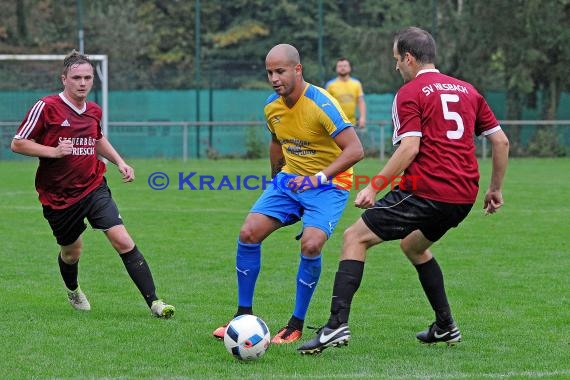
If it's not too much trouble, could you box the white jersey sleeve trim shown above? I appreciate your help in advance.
[14,100,45,139]
[391,94,401,142]
[393,131,422,145]
[391,93,422,145]
[482,125,502,136]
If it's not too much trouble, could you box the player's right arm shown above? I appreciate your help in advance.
[354,136,420,209]
[11,98,74,158]
[269,133,284,178]
[11,137,73,158]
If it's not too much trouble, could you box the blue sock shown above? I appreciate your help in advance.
[236,240,261,308]
[293,253,322,320]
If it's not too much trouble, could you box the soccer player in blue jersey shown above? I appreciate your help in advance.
[213,44,364,344]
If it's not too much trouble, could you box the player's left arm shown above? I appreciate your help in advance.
[476,95,509,215]
[288,127,363,192]
[483,129,509,215]
[357,95,367,129]
[95,136,135,182]
[325,127,364,178]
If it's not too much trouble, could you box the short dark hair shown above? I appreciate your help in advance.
[63,50,93,75]
[394,27,436,64]
[336,57,351,65]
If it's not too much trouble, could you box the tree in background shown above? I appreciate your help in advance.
[452,0,570,154]
[0,0,567,122]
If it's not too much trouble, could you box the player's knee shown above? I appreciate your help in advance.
[300,238,323,256]
[113,241,135,254]
[343,224,378,252]
[238,224,259,244]
[105,226,134,253]
[343,225,364,246]
[60,240,82,263]
[399,240,412,255]
[400,240,424,258]
[60,248,81,263]
[109,235,135,253]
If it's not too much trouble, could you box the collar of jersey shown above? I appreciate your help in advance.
[416,69,440,77]
[59,92,87,114]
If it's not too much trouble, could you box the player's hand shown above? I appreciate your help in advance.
[118,163,135,182]
[287,175,319,193]
[54,139,73,158]
[483,189,503,215]
[358,119,366,130]
[354,185,377,209]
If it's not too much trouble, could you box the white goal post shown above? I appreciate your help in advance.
[0,54,108,136]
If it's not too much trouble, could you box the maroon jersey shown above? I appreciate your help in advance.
[392,69,501,204]
[14,93,106,209]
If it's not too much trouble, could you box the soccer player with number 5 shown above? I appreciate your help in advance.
[298,26,510,354]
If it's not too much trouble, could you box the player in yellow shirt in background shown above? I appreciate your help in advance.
[325,57,367,130]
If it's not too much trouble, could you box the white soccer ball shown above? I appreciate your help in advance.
[223,314,271,361]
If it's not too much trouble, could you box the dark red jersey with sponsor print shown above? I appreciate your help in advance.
[14,93,106,209]
[392,69,501,204]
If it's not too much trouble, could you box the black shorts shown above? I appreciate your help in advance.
[42,179,123,246]
[361,188,473,242]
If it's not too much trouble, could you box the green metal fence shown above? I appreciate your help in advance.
[3,120,567,161]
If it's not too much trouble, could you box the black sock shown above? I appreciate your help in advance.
[327,260,365,328]
[414,257,453,327]
[120,246,157,307]
[58,253,78,291]
[235,306,253,317]
[288,315,304,331]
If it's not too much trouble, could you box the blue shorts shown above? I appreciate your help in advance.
[250,172,350,238]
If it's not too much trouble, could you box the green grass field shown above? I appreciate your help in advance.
[1,157,569,379]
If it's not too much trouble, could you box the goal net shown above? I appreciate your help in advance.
[0,54,108,159]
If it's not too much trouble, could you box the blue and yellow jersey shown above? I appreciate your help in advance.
[264,84,354,188]
[324,77,364,125]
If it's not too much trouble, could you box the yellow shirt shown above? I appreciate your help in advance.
[324,77,364,125]
[264,84,354,188]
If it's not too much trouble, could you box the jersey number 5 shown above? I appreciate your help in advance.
[440,94,464,139]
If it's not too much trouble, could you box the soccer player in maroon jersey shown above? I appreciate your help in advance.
[298,27,510,354]
[11,51,175,318]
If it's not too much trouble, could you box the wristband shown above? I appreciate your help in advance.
[315,171,329,185]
